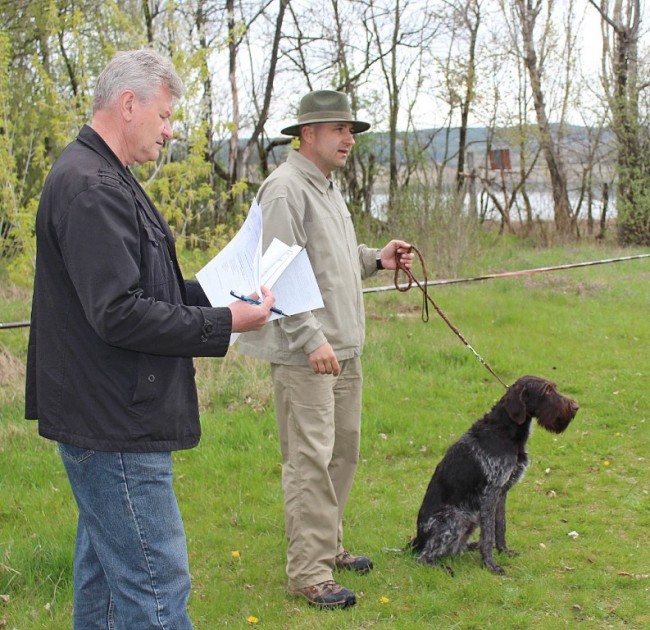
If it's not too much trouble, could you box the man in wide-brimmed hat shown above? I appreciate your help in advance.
[240,90,413,609]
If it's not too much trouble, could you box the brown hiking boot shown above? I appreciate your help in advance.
[335,550,374,574]
[291,580,356,609]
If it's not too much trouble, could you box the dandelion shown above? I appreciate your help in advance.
[603,460,610,467]
[246,615,259,624]
[379,596,390,604]
[231,550,241,559]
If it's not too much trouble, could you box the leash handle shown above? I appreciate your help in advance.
[394,245,509,390]
[394,246,430,322]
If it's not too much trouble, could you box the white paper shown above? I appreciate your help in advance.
[268,248,323,317]
[196,198,324,342]
[196,199,263,308]
[261,239,303,289]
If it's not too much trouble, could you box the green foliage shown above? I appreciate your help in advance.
[137,123,221,250]
[0,1,269,271]
[0,0,152,275]
[0,29,19,259]
[1,243,648,628]
[5,199,38,287]
[2,0,650,282]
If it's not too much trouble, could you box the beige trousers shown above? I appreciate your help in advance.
[271,357,362,590]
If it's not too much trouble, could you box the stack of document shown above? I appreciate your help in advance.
[261,240,303,289]
[196,199,324,326]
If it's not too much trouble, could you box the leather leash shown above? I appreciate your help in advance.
[394,245,509,390]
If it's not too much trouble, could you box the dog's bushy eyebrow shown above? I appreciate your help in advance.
[530,379,553,396]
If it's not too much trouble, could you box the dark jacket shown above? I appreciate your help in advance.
[25,125,232,452]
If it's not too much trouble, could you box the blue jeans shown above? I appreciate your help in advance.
[58,443,193,630]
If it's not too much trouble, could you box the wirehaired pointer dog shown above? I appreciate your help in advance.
[411,375,579,574]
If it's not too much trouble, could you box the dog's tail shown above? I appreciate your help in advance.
[404,536,422,554]
[380,537,420,555]
[381,546,406,554]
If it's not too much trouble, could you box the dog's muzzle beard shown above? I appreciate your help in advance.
[536,396,580,434]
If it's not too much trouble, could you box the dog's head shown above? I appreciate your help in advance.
[503,375,579,433]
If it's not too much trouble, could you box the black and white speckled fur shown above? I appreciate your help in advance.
[411,375,579,574]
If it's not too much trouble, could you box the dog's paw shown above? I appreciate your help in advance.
[483,559,505,574]
[499,547,519,558]
[416,553,437,567]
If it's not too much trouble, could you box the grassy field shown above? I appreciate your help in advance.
[1,241,648,629]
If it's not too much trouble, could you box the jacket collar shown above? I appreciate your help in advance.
[76,124,129,173]
[77,125,159,226]
[76,125,160,226]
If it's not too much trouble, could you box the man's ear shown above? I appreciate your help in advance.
[300,124,314,146]
[118,90,136,120]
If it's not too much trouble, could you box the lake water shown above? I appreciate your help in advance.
[369,189,617,222]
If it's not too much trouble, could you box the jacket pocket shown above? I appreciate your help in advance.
[128,353,157,417]
[140,220,177,296]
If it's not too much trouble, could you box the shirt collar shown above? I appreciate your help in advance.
[287,149,334,194]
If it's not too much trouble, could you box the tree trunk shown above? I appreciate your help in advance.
[589,0,650,244]
[515,0,573,235]
[456,2,480,192]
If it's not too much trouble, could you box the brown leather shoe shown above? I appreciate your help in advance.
[291,580,356,608]
[335,550,374,574]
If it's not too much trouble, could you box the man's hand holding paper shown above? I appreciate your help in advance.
[228,286,276,332]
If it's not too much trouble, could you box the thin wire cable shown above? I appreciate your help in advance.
[3,254,649,331]
[365,253,650,295]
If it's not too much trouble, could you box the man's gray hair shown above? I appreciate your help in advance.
[93,49,184,113]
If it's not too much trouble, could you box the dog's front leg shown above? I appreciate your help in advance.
[495,491,518,557]
[495,458,527,556]
[478,489,504,574]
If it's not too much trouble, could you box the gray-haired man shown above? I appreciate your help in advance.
[26,49,274,628]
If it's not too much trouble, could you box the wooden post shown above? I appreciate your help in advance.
[488,148,513,232]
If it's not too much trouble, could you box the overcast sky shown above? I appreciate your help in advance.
[224,0,650,137]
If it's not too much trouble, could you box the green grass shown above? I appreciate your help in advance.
[1,242,649,629]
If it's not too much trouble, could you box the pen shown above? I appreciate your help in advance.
[230,290,286,317]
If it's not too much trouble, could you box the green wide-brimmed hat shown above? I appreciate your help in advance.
[281,90,371,136]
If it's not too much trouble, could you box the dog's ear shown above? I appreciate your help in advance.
[504,384,527,424]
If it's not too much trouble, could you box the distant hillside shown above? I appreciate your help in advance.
[259,125,612,170]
